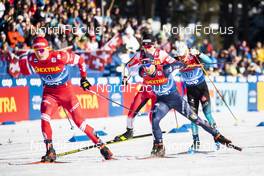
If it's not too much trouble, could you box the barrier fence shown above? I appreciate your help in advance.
[0,73,263,122]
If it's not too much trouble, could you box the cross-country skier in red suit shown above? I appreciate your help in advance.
[114,34,176,141]
[18,36,113,161]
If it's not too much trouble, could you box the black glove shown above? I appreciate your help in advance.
[122,76,128,86]
[80,77,92,90]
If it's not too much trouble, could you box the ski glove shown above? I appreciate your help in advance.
[122,76,128,86]
[190,48,200,56]
[80,77,92,90]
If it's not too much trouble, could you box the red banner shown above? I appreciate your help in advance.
[0,87,29,122]
[74,85,109,118]
[53,85,109,119]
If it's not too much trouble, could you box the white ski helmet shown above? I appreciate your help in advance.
[175,41,188,57]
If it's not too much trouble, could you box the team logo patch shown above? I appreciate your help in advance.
[51,57,57,63]
[46,75,52,80]
[33,58,38,63]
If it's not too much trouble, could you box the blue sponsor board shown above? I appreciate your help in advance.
[248,83,258,111]
[209,83,248,112]
[106,76,123,116]
[108,84,123,116]
[28,76,43,120]
[0,77,14,87]
[0,60,7,77]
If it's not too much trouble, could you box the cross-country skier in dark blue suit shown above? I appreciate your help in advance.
[138,57,233,157]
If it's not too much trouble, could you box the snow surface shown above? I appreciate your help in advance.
[0,111,264,176]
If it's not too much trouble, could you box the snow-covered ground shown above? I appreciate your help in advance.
[0,111,264,176]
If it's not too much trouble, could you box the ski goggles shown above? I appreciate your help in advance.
[142,44,153,49]
[34,47,49,54]
[142,40,154,49]
[143,63,152,68]
[142,59,153,68]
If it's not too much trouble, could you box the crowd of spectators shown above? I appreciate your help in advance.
[0,0,263,77]
[196,39,264,76]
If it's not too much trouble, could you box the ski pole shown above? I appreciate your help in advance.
[173,110,179,128]
[88,90,150,116]
[62,108,74,130]
[196,62,239,123]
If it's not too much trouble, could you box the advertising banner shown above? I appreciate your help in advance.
[51,85,109,119]
[73,85,109,118]
[107,84,123,116]
[28,77,43,120]
[257,82,264,111]
[208,83,248,112]
[248,83,258,111]
[0,87,29,122]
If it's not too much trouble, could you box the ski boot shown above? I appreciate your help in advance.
[98,144,113,160]
[114,128,134,142]
[188,134,200,154]
[41,140,56,162]
[151,141,165,157]
[211,123,221,150]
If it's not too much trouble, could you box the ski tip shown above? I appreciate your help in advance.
[228,144,242,151]
[235,146,243,151]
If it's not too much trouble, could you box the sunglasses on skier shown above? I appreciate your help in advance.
[143,41,155,49]
[143,63,152,68]
[142,44,153,49]
[34,47,48,54]
[142,59,153,68]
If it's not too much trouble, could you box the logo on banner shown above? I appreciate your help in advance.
[249,90,257,103]
[111,93,121,107]
[16,78,27,86]
[216,90,237,107]
[32,96,42,110]
[1,79,13,87]
[0,97,17,113]
[0,87,29,122]
[76,94,99,109]
[30,78,42,87]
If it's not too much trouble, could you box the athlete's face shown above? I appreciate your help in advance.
[178,49,189,64]
[143,63,156,75]
[34,47,50,60]
[142,44,155,54]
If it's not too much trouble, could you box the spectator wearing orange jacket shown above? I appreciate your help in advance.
[7,22,25,48]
